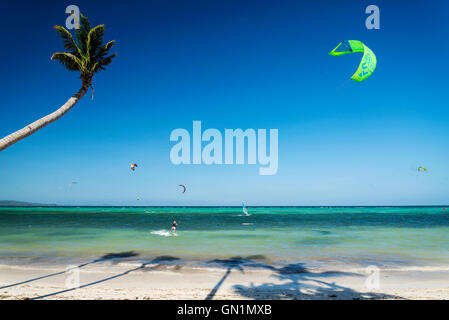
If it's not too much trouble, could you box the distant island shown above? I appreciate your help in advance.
[0,200,57,207]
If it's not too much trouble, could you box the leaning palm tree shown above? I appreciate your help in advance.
[0,14,116,152]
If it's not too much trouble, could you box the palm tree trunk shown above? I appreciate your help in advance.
[0,82,89,152]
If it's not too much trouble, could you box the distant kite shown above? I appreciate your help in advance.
[68,182,78,187]
[136,196,140,200]
[131,163,138,171]
[329,40,377,82]
[418,166,428,173]
[179,184,186,193]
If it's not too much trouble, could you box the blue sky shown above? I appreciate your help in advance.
[0,0,448,205]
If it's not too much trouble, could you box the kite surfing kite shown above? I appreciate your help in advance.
[329,40,377,82]
[130,163,138,171]
[418,166,428,173]
[178,184,186,193]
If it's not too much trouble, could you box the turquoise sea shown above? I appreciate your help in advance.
[1,206,449,269]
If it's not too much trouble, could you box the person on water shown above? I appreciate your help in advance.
[171,220,178,233]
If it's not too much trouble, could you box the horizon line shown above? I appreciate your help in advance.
[1,205,448,208]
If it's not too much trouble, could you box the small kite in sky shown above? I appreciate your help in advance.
[179,184,186,193]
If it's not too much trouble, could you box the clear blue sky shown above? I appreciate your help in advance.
[0,0,448,205]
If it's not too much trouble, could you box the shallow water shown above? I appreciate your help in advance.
[0,206,448,269]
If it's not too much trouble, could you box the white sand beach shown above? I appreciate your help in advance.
[1,260,449,300]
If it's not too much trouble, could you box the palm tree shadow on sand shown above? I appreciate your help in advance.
[0,251,140,290]
[205,257,246,300]
[206,256,401,300]
[3,253,402,300]
[28,255,180,300]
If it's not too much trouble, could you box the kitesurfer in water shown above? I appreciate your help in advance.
[171,220,178,233]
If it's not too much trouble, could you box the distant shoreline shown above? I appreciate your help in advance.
[0,201,57,207]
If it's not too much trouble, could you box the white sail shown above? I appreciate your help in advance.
[242,203,249,216]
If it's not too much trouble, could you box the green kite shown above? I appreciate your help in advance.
[329,40,377,82]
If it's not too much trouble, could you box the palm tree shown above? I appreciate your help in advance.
[0,14,116,152]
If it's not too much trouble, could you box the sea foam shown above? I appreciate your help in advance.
[150,230,176,237]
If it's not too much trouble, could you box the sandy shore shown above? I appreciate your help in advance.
[1,257,449,300]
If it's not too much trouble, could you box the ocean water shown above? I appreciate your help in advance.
[0,206,449,270]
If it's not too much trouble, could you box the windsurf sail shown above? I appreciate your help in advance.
[242,202,249,216]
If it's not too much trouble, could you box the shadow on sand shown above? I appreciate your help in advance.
[29,255,180,300]
[2,253,401,300]
[206,256,400,300]
[0,251,139,290]
[205,257,246,300]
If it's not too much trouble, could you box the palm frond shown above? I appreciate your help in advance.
[54,26,81,57]
[93,40,115,62]
[86,24,105,61]
[75,14,91,54]
[80,14,91,32]
[51,53,81,71]
[94,53,117,72]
